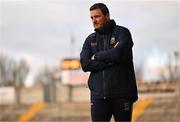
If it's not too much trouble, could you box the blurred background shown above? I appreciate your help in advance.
[0,0,180,122]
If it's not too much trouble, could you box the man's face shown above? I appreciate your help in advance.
[90,9,110,29]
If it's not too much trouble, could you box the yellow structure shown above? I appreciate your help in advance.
[18,102,46,122]
[132,98,153,122]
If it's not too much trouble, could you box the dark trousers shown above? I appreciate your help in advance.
[91,98,133,122]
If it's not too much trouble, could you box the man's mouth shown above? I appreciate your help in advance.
[94,23,99,27]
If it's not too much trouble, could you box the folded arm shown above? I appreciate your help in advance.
[80,38,112,72]
[94,28,133,63]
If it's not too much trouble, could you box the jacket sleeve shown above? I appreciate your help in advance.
[80,37,112,72]
[94,28,133,63]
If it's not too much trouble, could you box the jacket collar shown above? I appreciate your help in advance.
[94,19,116,34]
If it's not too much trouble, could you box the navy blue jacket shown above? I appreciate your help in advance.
[80,20,138,102]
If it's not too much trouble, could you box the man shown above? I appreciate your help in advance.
[80,3,138,122]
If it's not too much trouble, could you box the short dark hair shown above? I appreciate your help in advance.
[89,3,109,15]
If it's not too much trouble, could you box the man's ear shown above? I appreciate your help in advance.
[106,13,110,20]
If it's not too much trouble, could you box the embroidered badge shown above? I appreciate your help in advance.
[110,36,117,45]
[124,102,130,111]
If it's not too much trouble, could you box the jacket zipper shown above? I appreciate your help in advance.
[102,71,105,99]
[103,34,106,99]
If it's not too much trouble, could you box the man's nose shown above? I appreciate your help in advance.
[92,18,97,23]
